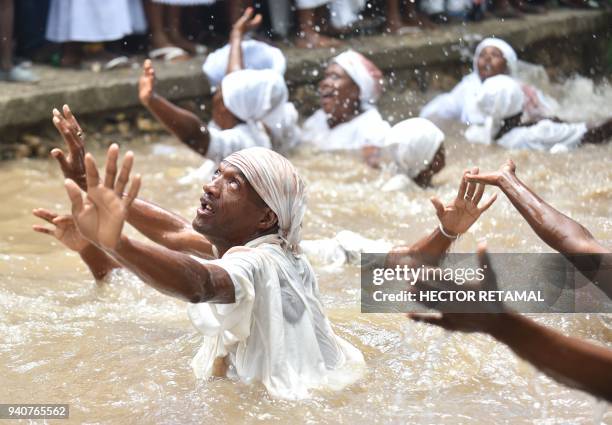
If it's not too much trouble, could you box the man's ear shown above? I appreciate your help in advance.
[259,208,278,231]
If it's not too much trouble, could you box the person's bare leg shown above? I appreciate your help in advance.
[166,5,198,54]
[403,0,436,28]
[385,0,404,32]
[582,117,612,145]
[144,0,173,50]
[491,0,523,18]
[296,7,340,48]
[60,42,83,68]
[0,0,14,71]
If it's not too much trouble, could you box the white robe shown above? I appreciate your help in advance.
[46,0,145,43]
[496,120,587,153]
[206,121,271,164]
[302,108,391,151]
[188,235,365,400]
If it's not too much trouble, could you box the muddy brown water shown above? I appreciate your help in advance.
[0,75,611,424]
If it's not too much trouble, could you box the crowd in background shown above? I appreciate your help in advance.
[0,0,608,83]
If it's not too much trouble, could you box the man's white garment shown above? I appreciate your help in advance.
[420,38,556,125]
[46,0,145,42]
[206,121,271,164]
[188,147,365,399]
[302,108,390,150]
[465,75,586,152]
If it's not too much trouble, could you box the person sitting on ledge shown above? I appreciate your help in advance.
[464,75,612,152]
[301,50,391,165]
[420,37,556,126]
[139,8,296,164]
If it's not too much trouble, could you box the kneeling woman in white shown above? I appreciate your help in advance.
[465,75,612,152]
[302,50,391,161]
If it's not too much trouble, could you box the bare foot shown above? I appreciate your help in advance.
[167,31,200,55]
[295,30,342,48]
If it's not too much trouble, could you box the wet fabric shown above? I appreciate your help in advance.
[333,50,384,110]
[221,69,301,152]
[202,40,287,88]
[187,235,365,399]
[465,75,587,152]
[330,0,367,28]
[296,0,331,9]
[302,108,391,150]
[206,122,271,164]
[301,230,393,267]
[383,118,445,179]
[46,0,145,42]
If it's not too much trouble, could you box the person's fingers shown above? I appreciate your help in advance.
[84,153,101,189]
[465,167,479,200]
[114,151,134,196]
[65,179,84,215]
[250,14,263,27]
[63,104,83,133]
[464,173,487,183]
[52,215,72,226]
[456,169,468,199]
[477,194,497,214]
[32,208,58,223]
[506,158,516,172]
[104,144,119,189]
[51,149,70,172]
[32,225,54,235]
[430,196,445,218]
[124,174,141,206]
[472,182,485,204]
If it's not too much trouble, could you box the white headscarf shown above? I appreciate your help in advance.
[465,74,525,145]
[384,118,445,178]
[221,69,288,126]
[473,38,518,76]
[333,50,383,110]
[224,147,306,254]
[203,40,287,88]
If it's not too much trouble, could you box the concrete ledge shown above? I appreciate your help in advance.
[0,9,610,136]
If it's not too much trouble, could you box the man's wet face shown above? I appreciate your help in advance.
[318,63,361,123]
[193,162,269,241]
[477,46,508,81]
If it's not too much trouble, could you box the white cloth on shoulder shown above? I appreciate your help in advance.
[206,121,271,164]
[221,69,301,152]
[465,75,586,152]
[333,50,384,110]
[46,0,145,42]
[383,118,445,179]
[203,40,287,88]
[420,37,555,125]
[302,108,391,150]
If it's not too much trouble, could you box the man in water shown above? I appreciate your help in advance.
[39,105,496,399]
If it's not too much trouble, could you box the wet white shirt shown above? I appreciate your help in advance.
[302,108,391,151]
[206,121,271,164]
[187,235,365,399]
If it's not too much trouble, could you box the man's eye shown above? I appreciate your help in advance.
[230,179,240,188]
[213,169,220,177]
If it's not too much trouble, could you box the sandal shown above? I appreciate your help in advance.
[149,46,190,62]
[0,65,39,83]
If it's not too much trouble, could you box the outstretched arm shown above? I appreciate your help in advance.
[386,167,496,268]
[65,146,234,303]
[138,60,211,156]
[409,245,612,403]
[32,208,119,280]
[51,105,212,257]
[466,160,608,255]
[226,7,262,75]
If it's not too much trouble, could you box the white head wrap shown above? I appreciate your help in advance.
[333,50,383,110]
[203,40,287,88]
[465,74,524,145]
[473,38,518,77]
[224,147,306,254]
[221,69,288,126]
[384,118,445,178]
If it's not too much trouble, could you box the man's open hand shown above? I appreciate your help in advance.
[32,208,89,252]
[51,105,87,189]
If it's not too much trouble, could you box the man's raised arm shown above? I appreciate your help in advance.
[51,105,213,258]
[226,7,262,75]
[386,167,496,268]
[64,146,234,304]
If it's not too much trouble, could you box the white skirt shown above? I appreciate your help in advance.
[46,0,145,42]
